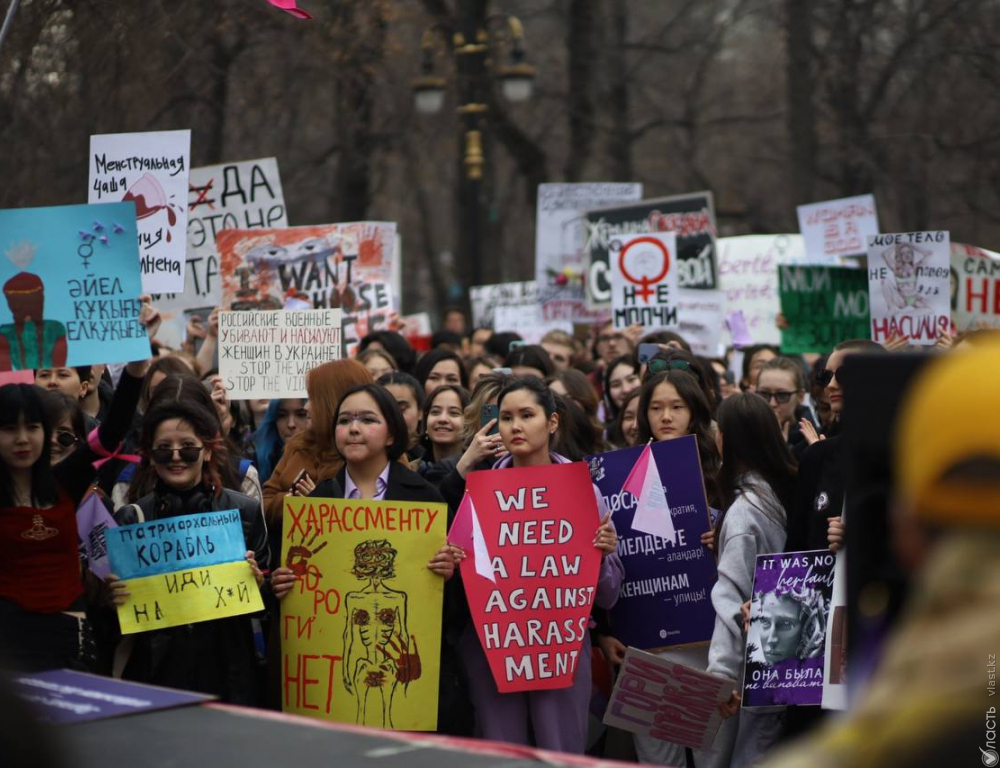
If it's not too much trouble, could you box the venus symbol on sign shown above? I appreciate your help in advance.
[617,237,671,303]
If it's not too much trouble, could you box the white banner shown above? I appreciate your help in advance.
[797,194,879,262]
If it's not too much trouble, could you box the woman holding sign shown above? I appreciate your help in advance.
[458,377,624,754]
[272,383,471,735]
[0,354,151,671]
[108,379,269,703]
[707,393,797,767]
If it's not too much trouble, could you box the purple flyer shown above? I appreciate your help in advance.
[10,669,214,724]
[586,435,717,649]
[742,549,836,707]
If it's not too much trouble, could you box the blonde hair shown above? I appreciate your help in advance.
[462,371,513,444]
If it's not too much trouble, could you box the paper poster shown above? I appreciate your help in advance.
[778,265,870,354]
[822,549,848,710]
[603,647,732,750]
[585,192,717,307]
[151,158,288,348]
[609,232,679,331]
[281,497,447,731]
[106,509,263,635]
[88,130,191,294]
[742,549,836,707]
[797,194,879,262]
[716,235,806,348]
[951,242,1000,331]
[77,494,117,580]
[535,183,642,321]
[218,308,342,399]
[0,203,148,370]
[216,222,395,354]
[669,289,725,357]
[11,669,213,724]
[469,280,537,329]
[453,463,603,693]
[587,437,716,650]
[492,305,572,344]
[867,231,950,345]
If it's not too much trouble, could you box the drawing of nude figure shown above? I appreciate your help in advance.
[342,539,421,729]
[880,242,934,311]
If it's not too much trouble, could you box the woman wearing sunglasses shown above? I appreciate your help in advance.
[643,348,719,418]
[755,357,815,459]
[0,354,150,672]
[108,375,269,704]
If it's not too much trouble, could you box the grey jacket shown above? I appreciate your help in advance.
[706,474,787,682]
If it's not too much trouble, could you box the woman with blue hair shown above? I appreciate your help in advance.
[253,398,310,484]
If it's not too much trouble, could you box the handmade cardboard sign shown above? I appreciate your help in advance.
[779,265,870,353]
[585,192,717,307]
[742,549,836,707]
[603,647,732,750]
[867,231,950,345]
[587,437,716,650]
[469,280,537,329]
[951,242,1000,331]
[280,497,446,731]
[216,222,395,355]
[88,130,191,294]
[717,235,806,347]
[217,308,342,399]
[535,183,642,322]
[797,194,879,262]
[151,158,288,348]
[0,203,148,370]
[106,510,263,635]
[610,232,679,331]
[669,289,726,358]
[452,462,603,693]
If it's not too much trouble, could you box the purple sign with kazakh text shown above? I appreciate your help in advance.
[742,549,836,707]
[10,669,213,724]
[587,436,717,650]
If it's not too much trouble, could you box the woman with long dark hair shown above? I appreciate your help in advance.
[108,376,269,703]
[0,356,148,671]
[706,392,797,766]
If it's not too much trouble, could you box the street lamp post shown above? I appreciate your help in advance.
[412,11,536,303]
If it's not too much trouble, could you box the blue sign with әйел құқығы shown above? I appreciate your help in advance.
[0,202,148,372]
[587,435,718,651]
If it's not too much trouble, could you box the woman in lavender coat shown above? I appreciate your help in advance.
[458,377,624,753]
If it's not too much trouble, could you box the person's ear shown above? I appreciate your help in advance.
[78,379,90,400]
[548,412,559,435]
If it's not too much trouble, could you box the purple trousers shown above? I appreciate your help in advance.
[459,626,593,754]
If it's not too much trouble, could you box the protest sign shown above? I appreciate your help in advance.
[867,231,950,345]
[610,232,679,331]
[822,549,847,711]
[0,203,148,370]
[951,242,1000,331]
[535,183,642,321]
[281,497,446,731]
[11,669,213,724]
[106,509,263,635]
[716,235,806,348]
[585,192,717,307]
[587,436,716,650]
[77,494,117,580]
[218,308,342,399]
[89,130,191,294]
[216,222,395,354]
[797,194,879,262]
[669,289,725,357]
[492,305,572,344]
[469,280,537,329]
[603,647,732,750]
[152,158,287,348]
[452,462,602,693]
[742,549,836,707]
[778,265,870,354]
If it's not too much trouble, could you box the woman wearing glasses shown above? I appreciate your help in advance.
[643,348,720,418]
[755,358,814,459]
[108,375,269,704]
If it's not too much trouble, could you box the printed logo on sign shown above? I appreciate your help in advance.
[981,748,998,766]
[815,492,829,512]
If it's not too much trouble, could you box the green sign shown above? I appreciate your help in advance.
[778,265,870,353]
